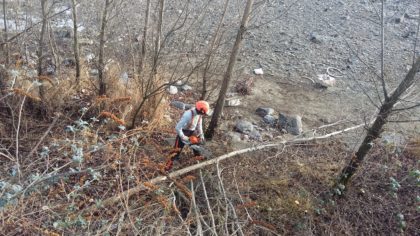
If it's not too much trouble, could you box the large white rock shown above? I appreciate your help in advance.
[168,85,178,95]
[254,68,264,75]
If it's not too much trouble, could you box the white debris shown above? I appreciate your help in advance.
[253,68,264,75]
[168,85,178,95]
[225,97,241,107]
[317,74,336,87]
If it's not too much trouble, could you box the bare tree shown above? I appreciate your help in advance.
[129,0,166,129]
[335,1,420,192]
[336,57,420,190]
[206,0,254,139]
[98,0,112,96]
[37,0,48,100]
[2,0,9,66]
[71,0,81,86]
[153,0,165,75]
[200,0,229,100]
[138,0,150,74]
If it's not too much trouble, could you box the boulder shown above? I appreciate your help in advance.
[256,107,274,117]
[263,115,277,125]
[278,113,303,135]
[227,132,242,142]
[235,120,254,134]
[249,129,262,141]
[170,101,185,110]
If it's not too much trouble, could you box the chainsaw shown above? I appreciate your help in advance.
[184,135,212,159]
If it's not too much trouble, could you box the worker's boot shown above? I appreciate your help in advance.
[164,159,174,171]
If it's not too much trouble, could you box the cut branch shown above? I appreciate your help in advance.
[81,123,365,214]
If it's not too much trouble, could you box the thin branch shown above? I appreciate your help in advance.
[0,7,71,46]
[388,119,420,123]
[413,7,420,65]
[199,170,217,235]
[27,113,61,158]
[392,102,420,112]
[380,0,388,100]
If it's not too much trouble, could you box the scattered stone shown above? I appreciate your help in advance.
[263,115,277,125]
[249,129,262,141]
[227,132,242,142]
[317,74,336,87]
[181,84,192,91]
[381,133,406,146]
[256,107,274,117]
[225,97,241,107]
[46,65,56,75]
[79,38,94,45]
[90,69,99,76]
[309,32,322,44]
[175,80,183,86]
[170,100,185,110]
[253,68,264,75]
[184,103,194,110]
[394,16,403,24]
[168,85,178,95]
[55,29,71,38]
[278,113,303,135]
[85,53,95,63]
[120,72,129,83]
[62,58,76,67]
[235,120,254,134]
[402,31,416,39]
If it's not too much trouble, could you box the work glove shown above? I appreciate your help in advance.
[180,135,190,144]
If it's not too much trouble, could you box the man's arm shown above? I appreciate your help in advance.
[175,111,191,141]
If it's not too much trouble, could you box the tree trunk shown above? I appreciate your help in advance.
[206,0,254,139]
[201,0,229,100]
[98,0,111,96]
[337,56,420,190]
[138,0,150,75]
[152,0,164,75]
[2,0,9,66]
[71,0,81,86]
[37,0,47,100]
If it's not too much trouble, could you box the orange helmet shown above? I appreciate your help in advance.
[195,100,210,115]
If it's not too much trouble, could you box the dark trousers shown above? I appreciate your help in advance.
[172,130,200,160]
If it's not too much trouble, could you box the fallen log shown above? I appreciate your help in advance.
[81,123,365,214]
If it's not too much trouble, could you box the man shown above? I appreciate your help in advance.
[165,100,210,171]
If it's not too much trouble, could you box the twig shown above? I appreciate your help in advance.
[216,162,229,235]
[191,181,203,236]
[15,94,27,183]
[27,113,61,158]
[199,170,217,235]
